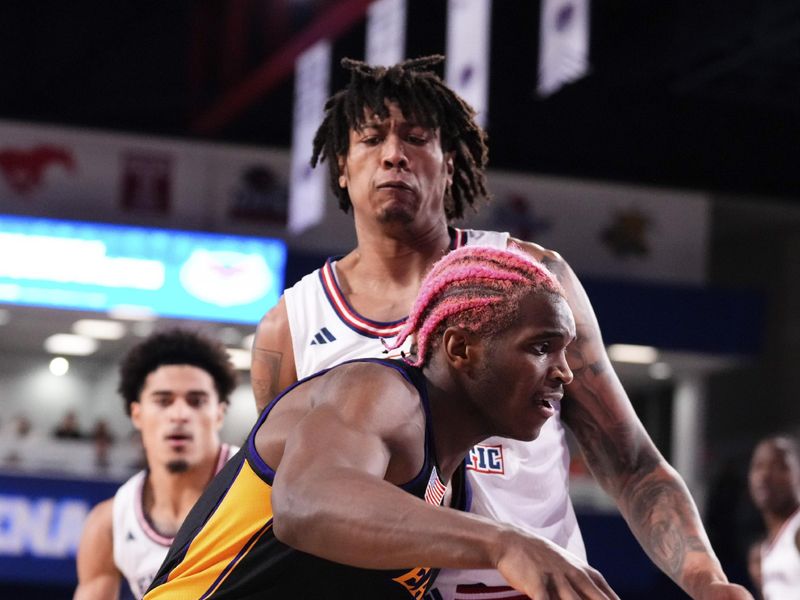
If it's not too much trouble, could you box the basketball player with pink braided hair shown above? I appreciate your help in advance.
[252,56,751,599]
[146,246,620,599]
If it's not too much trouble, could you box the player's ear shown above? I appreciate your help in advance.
[337,155,347,188]
[130,401,143,431]
[445,151,455,186]
[215,400,228,430]
[442,327,480,372]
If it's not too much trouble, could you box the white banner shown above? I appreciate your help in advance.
[460,170,709,284]
[288,40,331,234]
[0,120,289,233]
[365,0,406,67]
[538,0,590,96]
[445,0,491,127]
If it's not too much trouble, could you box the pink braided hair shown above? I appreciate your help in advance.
[385,245,564,366]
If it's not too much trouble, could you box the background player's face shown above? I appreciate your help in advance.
[748,439,800,514]
[338,101,453,227]
[470,291,575,441]
[131,365,225,473]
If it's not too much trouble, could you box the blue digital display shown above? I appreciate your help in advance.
[0,215,286,324]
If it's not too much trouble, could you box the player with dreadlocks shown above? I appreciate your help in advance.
[252,56,751,599]
[146,246,621,599]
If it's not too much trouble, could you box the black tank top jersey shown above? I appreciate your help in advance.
[144,358,470,600]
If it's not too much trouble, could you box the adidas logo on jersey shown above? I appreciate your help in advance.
[310,327,336,345]
[126,530,136,541]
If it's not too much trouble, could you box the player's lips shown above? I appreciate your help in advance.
[377,180,414,192]
[165,432,192,448]
[535,392,563,418]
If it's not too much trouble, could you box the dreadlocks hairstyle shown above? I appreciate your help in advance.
[118,328,238,415]
[311,55,490,220]
[385,245,565,367]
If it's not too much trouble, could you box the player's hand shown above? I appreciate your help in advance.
[495,530,620,599]
[697,582,754,600]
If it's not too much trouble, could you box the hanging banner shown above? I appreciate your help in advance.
[538,0,591,96]
[288,40,332,234]
[445,0,491,128]
[365,0,406,67]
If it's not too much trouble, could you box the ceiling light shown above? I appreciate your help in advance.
[107,304,157,321]
[73,319,126,340]
[226,348,251,371]
[44,334,99,356]
[607,344,659,364]
[218,326,243,346]
[132,321,156,337]
[649,362,672,380]
[49,357,70,376]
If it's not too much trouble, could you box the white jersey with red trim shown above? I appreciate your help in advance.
[284,228,586,599]
[761,507,800,600]
[111,443,237,599]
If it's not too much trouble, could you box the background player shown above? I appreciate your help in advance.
[747,435,800,599]
[74,329,238,599]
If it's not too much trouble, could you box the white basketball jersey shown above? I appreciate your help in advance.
[761,507,800,600]
[284,228,585,598]
[111,444,237,599]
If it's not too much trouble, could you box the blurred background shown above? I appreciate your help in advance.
[0,1,798,597]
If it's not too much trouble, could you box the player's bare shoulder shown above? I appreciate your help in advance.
[509,237,568,273]
[252,295,297,412]
[312,361,425,439]
[80,497,114,545]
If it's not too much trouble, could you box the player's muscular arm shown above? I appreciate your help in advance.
[269,363,619,600]
[74,499,121,600]
[515,239,751,600]
[251,297,298,413]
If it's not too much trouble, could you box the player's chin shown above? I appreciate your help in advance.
[508,421,546,442]
[377,199,419,223]
[165,458,191,474]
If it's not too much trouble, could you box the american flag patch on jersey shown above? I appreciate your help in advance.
[424,466,447,506]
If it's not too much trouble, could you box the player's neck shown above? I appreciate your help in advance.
[146,450,221,513]
[422,367,492,482]
[764,501,800,541]
[347,218,451,280]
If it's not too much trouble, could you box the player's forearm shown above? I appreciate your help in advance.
[272,468,507,571]
[571,406,727,595]
[615,461,729,597]
[564,377,727,596]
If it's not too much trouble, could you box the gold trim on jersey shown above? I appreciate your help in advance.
[144,460,272,599]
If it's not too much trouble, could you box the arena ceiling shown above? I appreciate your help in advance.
[0,0,798,202]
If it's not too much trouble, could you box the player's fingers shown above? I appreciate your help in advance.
[547,574,581,600]
[518,574,549,600]
[561,568,619,600]
[586,569,619,600]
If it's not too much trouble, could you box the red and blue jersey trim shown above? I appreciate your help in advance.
[319,227,467,338]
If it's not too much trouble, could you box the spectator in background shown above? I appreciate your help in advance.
[90,419,115,470]
[748,435,800,599]
[1,414,35,467]
[53,410,84,440]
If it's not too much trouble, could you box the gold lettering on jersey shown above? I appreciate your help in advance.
[392,566,435,599]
